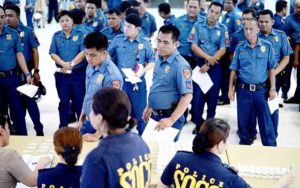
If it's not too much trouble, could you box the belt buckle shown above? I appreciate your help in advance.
[249,84,256,91]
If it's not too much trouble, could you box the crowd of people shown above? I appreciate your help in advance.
[0,0,299,187]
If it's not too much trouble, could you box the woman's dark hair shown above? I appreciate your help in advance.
[192,118,230,154]
[92,87,136,131]
[57,10,73,21]
[54,127,83,166]
[0,115,7,129]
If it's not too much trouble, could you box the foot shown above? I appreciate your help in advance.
[279,103,283,108]
[192,128,198,135]
[36,131,44,136]
[281,93,288,100]
[284,97,300,104]
[217,99,230,105]
[68,114,77,123]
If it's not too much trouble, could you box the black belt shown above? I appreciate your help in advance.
[152,109,174,116]
[237,82,266,91]
[0,70,17,78]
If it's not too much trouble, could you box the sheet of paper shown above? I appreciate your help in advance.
[142,118,179,142]
[268,96,279,114]
[122,68,142,84]
[192,66,213,94]
[17,84,38,98]
[55,68,72,74]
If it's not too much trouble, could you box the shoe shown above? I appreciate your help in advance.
[218,99,230,105]
[36,131,44,136]
[284,97,300,104]
[279,103,283,108]
[192,128,198,134]
[281,93,288,100]
[68,113,77,123]
[250,135,257,144]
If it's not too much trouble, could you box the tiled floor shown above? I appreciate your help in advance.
[23,8,300,147]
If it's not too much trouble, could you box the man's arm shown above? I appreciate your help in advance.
[268,68,276,100]
[275,55,289,75]
[293,44,299,68]
[32,48,40,82]
[16,52,32,84]
[228,70,237,101]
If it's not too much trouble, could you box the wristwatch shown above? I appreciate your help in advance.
[25,72,31,77]
[34,69,39,73]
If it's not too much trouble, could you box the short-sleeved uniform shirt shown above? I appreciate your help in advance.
[84,17,105,32]
[273,13,287,33]
[83,57,123,116]
[148,50,193,110]
[81,131,151,187]
[230,28,246,53]
[164,15,176,26]
[100,26,123,44]
[0,26,23,71]
[222,11,241,38]
[140,11,157,38]
[285,13,300,44]
[230,38,276,84]
[161,151,251,188]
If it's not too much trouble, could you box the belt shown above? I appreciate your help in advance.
[237,82,266,91]
[0,70,16,78]
[152,109,174,116]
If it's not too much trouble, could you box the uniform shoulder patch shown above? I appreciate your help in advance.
[112,80,121,89]
[183,68,191,80]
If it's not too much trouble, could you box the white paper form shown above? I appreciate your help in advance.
[268,96,279,114]
[17,84,38,98]
[122,68,142,84]
[192,66,213,94]
[142,118,179,142]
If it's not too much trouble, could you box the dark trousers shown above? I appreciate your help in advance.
[25,8,34,29]
[48,5,59,23]
[219,52,231,101]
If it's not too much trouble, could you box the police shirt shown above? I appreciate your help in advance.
[74,24,93,36]
[161,151,250,188]
[140,11,157,38]
[37,163,82,188]
[175,14,205,56]
[148,50,193,110]
[84,17,105,32]
[222,11,241,38]
[100,26,123,45]
[285,13,300,44]
[81,131,151,188]
[164,15,176,26]
[230,38,276,84]
[230,28,246,52]
[49,28,85,69]
[0,26,23,71]
[273,13,287,33]
[108,34,155,77]
[83,56,123,116]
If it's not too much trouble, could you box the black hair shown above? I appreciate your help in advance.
[242,8,257,20]
[119,1,132,13]
[84,32,108,50]
[258,9,274,19]
[186,0,201,6]
[70,9,85,24]
[209,1,223,11]
[107,8,121,16]
[192,118,230,154]
[86,0,99,8]
[159,24,180,42]
[158,2,171,15]
[125,13,142,27]
[276,0,287,12]
[232,0,238,6]
[130,0,141,7]
[4,4,20,16]
[0,115,7,129]
[125,8,139,16]
[57,10,73,21]
[92,87,136,131]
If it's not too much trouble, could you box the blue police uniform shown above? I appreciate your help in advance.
[161,151,251,188]
[164,15,176,26]
[148,50,193,141]
[80,56,123,135]
[74,24,93,36]
[0,26,27,135]
[230,38,277,146]
[81,131,151,187]
[25,0,35,28]
[199,10,207,18]
[84,17,105,32]
[249,0,264,11]
[189,20,229,126]
[14,22,44,135]
[49,28,86,128]
[100,26,123,45]
[140,11,157,38]
[230,28,246,53]
[37,163,82,188]
[96,9,107,27]
[108,34,155,134]
[107,0,121,9]
[273,13,287,33]
[222,11,241,39]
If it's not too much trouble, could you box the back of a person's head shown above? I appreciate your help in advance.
[70,8,85,24]
[54,127,83,166]
[276,0,287,12]
[192,118,230,154]
[92,87,136,131]
[158,2,171,15]
[125,8,139,16]
[4,3,20,16]
[119,1,132,13]
[84,32,108,50]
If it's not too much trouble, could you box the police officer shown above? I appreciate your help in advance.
[273,0,288,33]
[49,10,86,128]
[158,2,176,26]
[74,0,85,11]
[0,5,32,135]
[84,0,105,32]
[143,25,193,142]
[70,9,93,36]
[77,32,123,142]
[100,8,123,45]
[258,9,293,138]
[5,4,44,136]
[189,2,229,133]
[228,18,277,146]
[108,14,155,135]
[219,0,241,105]
[199,0,207,17]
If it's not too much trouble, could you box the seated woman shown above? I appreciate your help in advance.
[158,118,295,188]
[0,115,51,188]
[37,127,83,188]
[80,87,151,187]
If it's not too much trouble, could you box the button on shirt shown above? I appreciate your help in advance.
[49,28,84,69]
[0,26,22,71]
[175,14,205,56]
[285,13,300,44]
[140,11,157,38]
[189,20,229,58]
[108,34,155,77]
[148,50,193,110]
[83,57,123,115]
[100,26,123,45]
[222,11,241,38]
[258,29,293,65]
[230,38,276,84]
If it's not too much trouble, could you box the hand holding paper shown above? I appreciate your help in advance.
[122,68,142,84]
[17,84,39,98]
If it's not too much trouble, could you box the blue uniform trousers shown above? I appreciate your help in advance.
[122,78,147,135]
[191,64,222,127]
[25,8,34,29]
[219,52,231,102]
[237,87,276,146]
[55,68,85,128]
[0,73,27,135]
[151,114,185,142]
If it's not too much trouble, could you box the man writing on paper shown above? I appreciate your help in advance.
[143,25,193,142]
